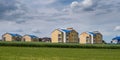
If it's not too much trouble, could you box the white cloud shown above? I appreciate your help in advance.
[31,0,54,5]
[39,0,55,4]
[0,0,120,42]
[114,26,120,31]
[20,0,55,5]
[70,1,79,8]
[82,0,93,8]
[70,0,95,10]
[68,0,120,14]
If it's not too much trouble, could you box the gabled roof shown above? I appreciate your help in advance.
[8,33,22,37]
[86,32,96,36]
[60,29,72,33]
[112,36,120,41]
[28,35,38,38]
[52,28,76,34]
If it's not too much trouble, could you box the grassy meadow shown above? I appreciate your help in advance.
[0,47,120,60]
[0,42,120,60]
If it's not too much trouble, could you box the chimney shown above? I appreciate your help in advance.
[93,31,100,33]
[67,27,73,30]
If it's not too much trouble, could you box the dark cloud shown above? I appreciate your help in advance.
[0,0,26,20]
[69,0,120,15]
[0,0,120,42]
[15,20,26,24]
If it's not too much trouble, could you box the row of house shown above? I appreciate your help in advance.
[2,33,51,42]
[2,27,119,44]
[51,28,104,44]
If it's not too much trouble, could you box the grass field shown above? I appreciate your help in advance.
[0,47,119,60]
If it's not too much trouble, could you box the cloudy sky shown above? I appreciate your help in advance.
[0,0,120,42]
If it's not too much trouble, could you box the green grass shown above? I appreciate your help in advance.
[0,47,119,60]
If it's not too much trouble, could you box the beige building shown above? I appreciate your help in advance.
[51,28,79,43]
[22,35,39,42]
[2,33,22,41]
[79,31,103,44]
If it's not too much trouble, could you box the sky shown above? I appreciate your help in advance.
[0,0,120,43]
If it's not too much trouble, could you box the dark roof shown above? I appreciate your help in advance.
[8,33,22,37]
[112,36,120,41]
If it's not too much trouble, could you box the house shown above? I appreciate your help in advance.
[22,35,39,42]
[79,31,103,44]
[39,37,51,42]
[51,28,79,43]
[111,36,120,44]
[2,33,22,41]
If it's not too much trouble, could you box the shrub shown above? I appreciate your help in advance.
[0,42,120,49]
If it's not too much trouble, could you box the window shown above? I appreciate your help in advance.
[66,34,69,37]
[23,38,25,42]
[58,34,61,38]
[86,37,90,43]
[3,37,6,41]
[98,35,101,39]
[66,38,69,42]
[58,38,62,43]
[72,34,74,36]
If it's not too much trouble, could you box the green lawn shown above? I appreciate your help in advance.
[0,47,119,60]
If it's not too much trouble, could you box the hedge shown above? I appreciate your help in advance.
[0,42,120,49]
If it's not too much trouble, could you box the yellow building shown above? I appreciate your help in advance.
[79,31,103,44]
[51,28,79,43]
[22,35,39,42]
[2,33,22,41]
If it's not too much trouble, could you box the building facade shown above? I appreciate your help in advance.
[79,31,103,44]
[39,37,51,42]
[51,28,79,43]
[2,33,22,41]
[22,35,39,42]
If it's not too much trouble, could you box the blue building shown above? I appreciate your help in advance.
[111,36,120,44]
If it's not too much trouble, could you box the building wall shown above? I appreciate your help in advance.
[51,30,63,43]
[80,32,103,44]
[39,38,51,42]
[79,32,91,44]
[22,35,31,42]
[68,30,79,43]
[32,38,39,42]
[2,34,12,41]
[94,33,103,44]
[111,40,118,44]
